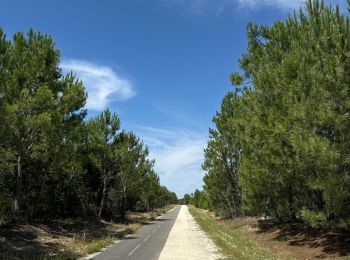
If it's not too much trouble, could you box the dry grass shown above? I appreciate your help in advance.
[0,205,175,260]
[253,219,350,259]
[189,207,350,260]
[189,207,275,260]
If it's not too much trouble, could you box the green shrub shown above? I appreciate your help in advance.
[300,209,326,228]
[86,239,112,254]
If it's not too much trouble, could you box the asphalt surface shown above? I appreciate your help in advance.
[93,205,181,260]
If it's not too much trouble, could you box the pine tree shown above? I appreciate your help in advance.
[86,109,120,217]
[1,29,86,216]
[202,0,350,228]
[203,92,243,217]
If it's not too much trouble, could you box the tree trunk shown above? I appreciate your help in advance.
[120,183,127,219]
[241,187,245,216]
[31,179,44,218]
[288,185,297,221]
[98,178,107,218]
[14,154,22,214]
[227,195,235,218]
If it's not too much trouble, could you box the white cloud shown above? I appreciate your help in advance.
[61,59,135,111]
[137,126,208,198]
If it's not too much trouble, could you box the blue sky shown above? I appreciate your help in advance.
[1,0,346,197]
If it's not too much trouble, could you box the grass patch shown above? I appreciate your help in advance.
[188,206,276,260]
[86,238,113,254]
[48,249,81,260]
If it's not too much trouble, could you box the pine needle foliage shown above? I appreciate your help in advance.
[203,0,350,228]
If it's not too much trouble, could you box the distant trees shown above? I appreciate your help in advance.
[201,0,350,229]
[179,194,192,205]
[0,28,177,223]
[191,190,211,209]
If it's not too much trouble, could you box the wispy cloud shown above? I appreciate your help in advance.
[137,126,207,198]
[237,0,304,9]
[61,59,135,111]
[162,0,303,13]
[240,0,347,10]
[153,103,206,130]
[161,0,346,13]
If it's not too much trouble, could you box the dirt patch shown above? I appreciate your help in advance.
[222,217,350,259]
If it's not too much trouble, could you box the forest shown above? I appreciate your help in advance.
[187,0,350,230]
[0,28,177,224]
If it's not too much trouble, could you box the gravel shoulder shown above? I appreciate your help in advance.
[159,205,222,260]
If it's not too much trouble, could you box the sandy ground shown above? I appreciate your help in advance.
[159,205,222,260]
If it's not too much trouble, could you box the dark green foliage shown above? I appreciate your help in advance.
[191,190,212,210]
[85,108,121,218]
[179,194,192,205]
[202,92,243,217]
[0,28,176,223]
[202,0,350,229]
[181,190,211,210]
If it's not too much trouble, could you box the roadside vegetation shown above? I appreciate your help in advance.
[0,26,177,259]
[0,27,177,223]
[189,206,275,260]
[185,0,350,230]
[189,206,350,259]
[185,0,350,258]
[0,205,174,259]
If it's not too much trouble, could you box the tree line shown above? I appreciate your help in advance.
[0,28,177,223]
[187,0,350,229]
